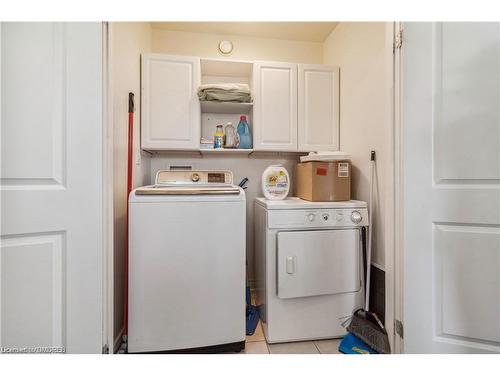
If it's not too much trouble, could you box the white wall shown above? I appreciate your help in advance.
[111,22,152,347]
[152,28,323,63]
[323,22,393,267]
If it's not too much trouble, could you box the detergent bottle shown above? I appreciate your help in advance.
[237,115,252,149]
[261,165,290,200]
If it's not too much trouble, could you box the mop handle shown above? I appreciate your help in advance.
[365,151,375,311]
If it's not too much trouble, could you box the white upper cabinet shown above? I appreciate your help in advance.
[140,55,340,153]
[253,62,298,151]
[298,64,340,152]
[141,54,201,150]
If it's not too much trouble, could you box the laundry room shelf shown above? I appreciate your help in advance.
[200,101,253,114]
[199,148,254,155]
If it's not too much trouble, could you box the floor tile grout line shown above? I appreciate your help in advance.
[244,341,270,354]
[265,341,323,355]
[313,341,322,354]
[246,339,343,355]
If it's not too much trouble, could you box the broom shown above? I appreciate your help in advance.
[343,151,391,354]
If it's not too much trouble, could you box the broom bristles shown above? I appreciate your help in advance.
[347,312,391,354]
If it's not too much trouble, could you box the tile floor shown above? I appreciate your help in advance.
[241,291,342,354]
[243,321,342,354]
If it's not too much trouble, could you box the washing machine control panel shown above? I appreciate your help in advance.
[267,208,369,229]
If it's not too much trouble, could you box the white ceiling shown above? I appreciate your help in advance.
[150,22,339,43]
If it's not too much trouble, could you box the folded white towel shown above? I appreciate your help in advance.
[198,83,250,93]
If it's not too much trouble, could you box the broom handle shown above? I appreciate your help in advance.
[365,151,375,311]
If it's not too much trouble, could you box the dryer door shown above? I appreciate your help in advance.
[277,229,362,299]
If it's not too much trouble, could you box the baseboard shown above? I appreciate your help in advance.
[113,325,125,354]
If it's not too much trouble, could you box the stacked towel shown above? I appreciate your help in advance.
[198,83,252,103]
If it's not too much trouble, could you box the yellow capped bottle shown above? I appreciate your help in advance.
[214,125,225,149]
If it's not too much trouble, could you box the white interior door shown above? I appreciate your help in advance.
[1,23,105,353]
[403,22,500,353]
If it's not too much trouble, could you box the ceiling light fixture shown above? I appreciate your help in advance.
[218,40,233,55]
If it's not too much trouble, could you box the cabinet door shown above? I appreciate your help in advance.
[141,54,200,150]
[253,62,297,151]
[298,64,339,152]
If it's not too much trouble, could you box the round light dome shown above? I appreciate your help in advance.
[218,40,233,55]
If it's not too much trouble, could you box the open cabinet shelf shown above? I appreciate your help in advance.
[200,101,253,114]
[199,148,254,155]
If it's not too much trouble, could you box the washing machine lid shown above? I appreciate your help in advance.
[135,185,241,195]
[155,170,234,185]
[136,170,240,195]
[255,197,367,210]
[135,170,240,195]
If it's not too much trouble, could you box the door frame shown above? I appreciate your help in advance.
[391,21,405,354]
[376,21,403,354]
[100,22,404,354]
[379,21,405,354]
[101,21,114,354]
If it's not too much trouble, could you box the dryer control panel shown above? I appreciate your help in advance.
[155,170,233,185]
[267,208,369,229]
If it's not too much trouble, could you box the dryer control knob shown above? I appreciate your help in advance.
[191,173,200,182]
[351,210,362,224]
[307,213,316,222]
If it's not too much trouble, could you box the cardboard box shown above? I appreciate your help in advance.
[295,161,351,201]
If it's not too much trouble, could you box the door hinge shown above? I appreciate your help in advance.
[395,319,404,339]
[394,29,403,52]
[102,344,109,354]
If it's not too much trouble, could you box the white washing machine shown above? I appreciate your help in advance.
[254,197,367,343]
[128,170,246,353]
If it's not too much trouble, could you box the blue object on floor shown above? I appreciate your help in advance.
[339,333,378,354]
[246,285,252,308]
[246,286,260,336]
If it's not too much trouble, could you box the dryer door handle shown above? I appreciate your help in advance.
[286,256,296,274]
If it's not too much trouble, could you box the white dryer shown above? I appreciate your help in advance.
[128,170,246,353]
[254,197,367,343]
